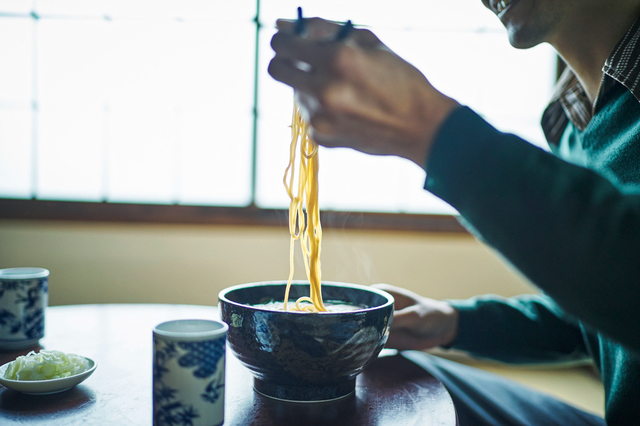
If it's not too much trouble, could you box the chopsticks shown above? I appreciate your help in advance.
[295,7,353,41]
[295,7,305,36]
[336,20,353,41]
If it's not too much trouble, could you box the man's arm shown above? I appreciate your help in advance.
[448,294,589,364]
[376,284,589,363]
[427,107,640,353]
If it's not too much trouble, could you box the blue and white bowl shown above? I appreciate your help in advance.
[0,268,49,351]
[219,281,394,402]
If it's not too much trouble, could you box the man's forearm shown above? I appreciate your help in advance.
[427,107,640,354]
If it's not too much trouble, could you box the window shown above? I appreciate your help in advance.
[1,0,254,206]
[0,0,557,229]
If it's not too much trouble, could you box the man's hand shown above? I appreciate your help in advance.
[373,283,459,350]
[268,18,459,169]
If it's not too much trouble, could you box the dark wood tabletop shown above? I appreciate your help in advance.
[0,304,456,425]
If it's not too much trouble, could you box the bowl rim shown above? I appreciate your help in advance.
[218,280,394,314]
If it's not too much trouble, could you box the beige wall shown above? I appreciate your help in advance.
[0,219,536,306]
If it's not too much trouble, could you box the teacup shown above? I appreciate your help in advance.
[0,268,49,351]
[153,319,228,426]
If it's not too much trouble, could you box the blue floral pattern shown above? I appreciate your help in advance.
[0,278,47,341]
[153,337,226,426]
[177,340,225,378]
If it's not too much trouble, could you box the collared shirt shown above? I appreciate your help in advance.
[541,18,640,146]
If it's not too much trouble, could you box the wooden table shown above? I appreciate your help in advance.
[0,304,457,425]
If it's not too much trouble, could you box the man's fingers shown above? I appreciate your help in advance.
[276,17,344,39]
[385,329,434,351]
[372,284,422,310]
[271,32,338,69]
[275,19,295,32]
[350,28,383,48]
[389,306,423,329]
[303,17,344,38]
[268,57,321,93]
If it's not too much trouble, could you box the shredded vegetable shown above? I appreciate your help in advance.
[3,350,90,381]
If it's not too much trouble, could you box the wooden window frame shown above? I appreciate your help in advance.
[0,199,466,233]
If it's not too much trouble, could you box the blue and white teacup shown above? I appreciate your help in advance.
[153,319,228,426]
[0,267,49,351]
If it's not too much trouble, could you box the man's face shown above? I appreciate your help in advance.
[480,0,571,49]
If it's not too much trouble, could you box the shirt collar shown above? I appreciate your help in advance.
[541,18,640,146]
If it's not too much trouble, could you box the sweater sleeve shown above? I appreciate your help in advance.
[426,106,640,354]
[447,294,589,364]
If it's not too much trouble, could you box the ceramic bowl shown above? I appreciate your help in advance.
[218,281,393,402]
[0,357,96,394]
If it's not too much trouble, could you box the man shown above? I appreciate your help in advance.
[269,1,640,424]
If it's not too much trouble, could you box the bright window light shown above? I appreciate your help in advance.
[0,1,556,215]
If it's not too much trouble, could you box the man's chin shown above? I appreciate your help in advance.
[506,28,545,50]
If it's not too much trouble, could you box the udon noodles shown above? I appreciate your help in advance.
[283,103,326,312]
[257,300,362,313]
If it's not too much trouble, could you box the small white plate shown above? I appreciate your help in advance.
[0,357,97,395]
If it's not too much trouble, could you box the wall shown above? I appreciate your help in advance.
[0,219,536,306]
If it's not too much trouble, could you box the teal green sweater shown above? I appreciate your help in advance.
[425,81,640,423]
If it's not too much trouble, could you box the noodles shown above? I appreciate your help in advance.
[282,103,327,312]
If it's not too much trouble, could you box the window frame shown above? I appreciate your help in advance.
[0,199,466,232]
[0,3,562,234]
